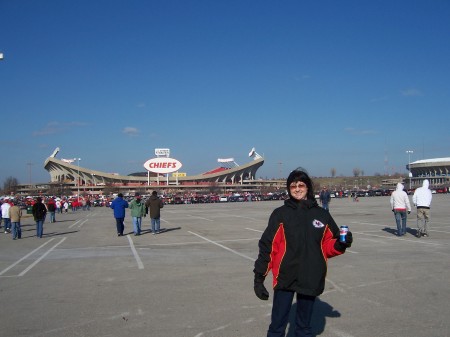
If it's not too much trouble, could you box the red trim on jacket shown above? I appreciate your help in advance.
[267,224,287,287]
[321,225,344,260]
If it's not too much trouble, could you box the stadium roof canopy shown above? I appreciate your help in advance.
[407,157,450,188]
[44,149,265,186]
[410,157,450,165]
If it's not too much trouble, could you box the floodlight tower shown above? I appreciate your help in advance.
[74,158,81,201]
[406,150,413,189]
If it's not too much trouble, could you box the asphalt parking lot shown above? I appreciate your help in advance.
[1,195,449,337]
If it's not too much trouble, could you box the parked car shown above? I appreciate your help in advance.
[93,199,103,207]
[228,195,244,202]
[356,191,366,197]
[374,189,383,196]
[219,196,228,202]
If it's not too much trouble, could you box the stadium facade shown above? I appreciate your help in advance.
[407,157,450,188]
[38,148,271,195]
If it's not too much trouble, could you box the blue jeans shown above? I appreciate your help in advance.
[394,210,407,236]
[49,212,56,223]
[3,218,11,231]
[151,217,160,233]
[321,202,329,211]
[115,218,125,235]
[268,290,316,337]
[11,222,21,239]
[132,217,142,235]
[36,219,44,238]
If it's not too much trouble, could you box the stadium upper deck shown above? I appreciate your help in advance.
[43,149,265,188]
[407,157,450,188]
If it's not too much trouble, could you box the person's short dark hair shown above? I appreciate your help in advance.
[36,197,42,203]
[286,167,315,201]
[152,191,157,196]
[118,193,123,198]
[135,192,140,197]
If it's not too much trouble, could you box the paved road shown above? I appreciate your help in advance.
[1,195,449,337]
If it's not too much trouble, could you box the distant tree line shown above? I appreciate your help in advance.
[2,176,19,195]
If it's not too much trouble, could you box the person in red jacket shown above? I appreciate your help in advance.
[253,167,353,337]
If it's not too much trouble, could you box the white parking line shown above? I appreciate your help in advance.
[189,231,255,262]
[352,231,442,246]
[77,219,89,228]
[19,237,67,276]
[230,215,259,221]
[245,227,263,233]
[69,219,83,228]
[0,238,55,276]
[186,214,214,222]
[127,236,144,269]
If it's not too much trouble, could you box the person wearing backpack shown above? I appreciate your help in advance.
[32,197,47,238]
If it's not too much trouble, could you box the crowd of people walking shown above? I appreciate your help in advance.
[0,196,93,240]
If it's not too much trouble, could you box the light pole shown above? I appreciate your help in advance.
[406,150,413,190]
[74,158,81,201]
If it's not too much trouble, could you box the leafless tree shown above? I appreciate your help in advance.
[3,176,19,195]
[353,168,361,177]
[330,168,336,178]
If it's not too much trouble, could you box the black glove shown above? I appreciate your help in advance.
[334,231,353,252]
[408,211,411,214]
[254,274,269,300]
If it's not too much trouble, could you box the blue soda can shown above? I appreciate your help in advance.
[340,225,349,242]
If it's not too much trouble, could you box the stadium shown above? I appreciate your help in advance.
[407,157,450,189]
[39,147,271,196]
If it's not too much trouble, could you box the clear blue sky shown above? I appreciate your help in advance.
[1,0,449,184]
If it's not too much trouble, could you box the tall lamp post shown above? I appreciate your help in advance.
[406,150,413,190]
[74,158,81,201]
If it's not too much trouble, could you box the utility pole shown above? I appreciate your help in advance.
[26,162,33,185]
[406,150,413,190]
[277,162,283,179]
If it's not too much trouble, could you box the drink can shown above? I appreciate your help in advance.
[340,225,349,242]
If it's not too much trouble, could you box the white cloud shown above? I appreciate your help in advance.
[401,88,423,97]
[123,127,139,136]
[33,121,87,136]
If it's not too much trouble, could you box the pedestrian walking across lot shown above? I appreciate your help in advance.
[32,197,47,238]
[110,193,128,236]
[145,191,164,235]
[9,200,22,240]
[1,198,12,233]
[413,179,433,237]
[129,193,146,236]
[390,183,411,237]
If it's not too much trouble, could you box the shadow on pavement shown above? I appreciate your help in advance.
[286,297,341,337]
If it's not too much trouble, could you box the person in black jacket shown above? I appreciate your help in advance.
[319,186,331,211]
[145,191,164,235]
[32,197,47,238]
[253,167,353,337]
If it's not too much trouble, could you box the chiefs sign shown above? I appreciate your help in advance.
[143,157,182,174]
